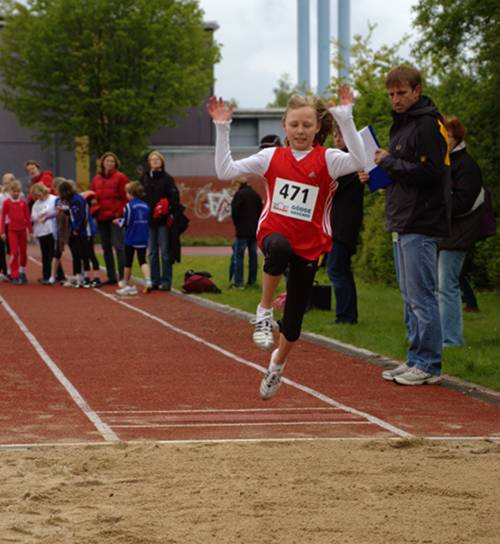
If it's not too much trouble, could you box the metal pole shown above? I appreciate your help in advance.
[338,0,350,82]
[297,0,310,89]
[317,0,330,96]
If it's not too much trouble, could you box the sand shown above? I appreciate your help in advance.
[1,438,499,544]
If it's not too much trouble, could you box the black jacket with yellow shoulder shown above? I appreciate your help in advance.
[380,96,451,238]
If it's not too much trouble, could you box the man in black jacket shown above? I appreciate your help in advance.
[375,65,451,386]
[230,177,263,288]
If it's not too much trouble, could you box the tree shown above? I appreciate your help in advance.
[0,0,220,175]
[412,0,500,205]
[267,73,312,108]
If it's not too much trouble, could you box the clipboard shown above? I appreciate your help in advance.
[359,125,393,192]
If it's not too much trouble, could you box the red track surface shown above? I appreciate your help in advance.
[1,255,499,446]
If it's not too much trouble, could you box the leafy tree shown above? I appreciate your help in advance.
[0,0,220,175]
[267,73,312,108]
[412,0,500,205]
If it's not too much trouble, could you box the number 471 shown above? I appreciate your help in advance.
[279,183,309,204]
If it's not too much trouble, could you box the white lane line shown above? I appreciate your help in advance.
[0,295,119,443]
[94,289,412,439]
[111,421,372,429]
[98,407,344,414]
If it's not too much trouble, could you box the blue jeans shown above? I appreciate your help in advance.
[393,233,442,375]
[148,225,172,288]
[326,241,358,323]
[438,249,466,346]
[232,236,258,286]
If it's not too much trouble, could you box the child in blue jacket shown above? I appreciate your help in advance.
[114,182,152,295]
[58,180,91,287]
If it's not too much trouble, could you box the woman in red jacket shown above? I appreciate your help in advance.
[90,152,128,285]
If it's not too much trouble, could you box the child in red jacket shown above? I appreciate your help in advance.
[0,179,32,284]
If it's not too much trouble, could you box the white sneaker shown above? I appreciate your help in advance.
[118,280,127,289]
[394,367,442,386]
[259,349,286,400]
[251,307,274,349]
[116,285,138,296]
[382,362,411,382]
[0,273,8,282]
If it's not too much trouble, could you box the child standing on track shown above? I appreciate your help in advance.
[114,181,152,296]
[207,87,366,400]
[30,182,58,284]
[0,179,32,285]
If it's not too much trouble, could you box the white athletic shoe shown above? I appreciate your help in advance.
[394,367,442,386]
[116,285,138,296]
[382,362,411,382]
[259,349,286,400]
[251,307,274,349]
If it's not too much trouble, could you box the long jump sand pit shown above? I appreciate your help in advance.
[1,438,499,543]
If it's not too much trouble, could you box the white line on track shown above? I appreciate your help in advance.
[0,295,119,443]
[94,289,412,438]
[98,407,345,414]
[112,421,371,429]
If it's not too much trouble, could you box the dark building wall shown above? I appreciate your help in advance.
[150,105,214,147]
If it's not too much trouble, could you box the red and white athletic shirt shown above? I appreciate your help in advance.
[259,145,336,261]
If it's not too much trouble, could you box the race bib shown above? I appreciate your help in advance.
[271,177,319,222]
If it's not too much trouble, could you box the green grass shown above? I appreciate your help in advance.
[129,254,500,392]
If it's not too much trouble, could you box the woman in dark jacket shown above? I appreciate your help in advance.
[90,152,128,285]
[438,116,484,346]
[139,150,182,290]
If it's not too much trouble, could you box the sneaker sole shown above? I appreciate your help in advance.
[394,375,442,386]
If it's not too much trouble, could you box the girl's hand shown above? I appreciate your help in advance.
[357,170,370,184]
[206,96,235,122]
[338,85,354,106]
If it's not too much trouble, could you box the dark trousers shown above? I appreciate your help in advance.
[262,233,318,342]
[38,233,55,280]
[98,220,124,281]
[0,236,7,274]
[69,235,90,275]
[125,245,147,268]
[232,235,258,286]
[459,253,478,309]
[326,240,358,323]
[87,236,100,271]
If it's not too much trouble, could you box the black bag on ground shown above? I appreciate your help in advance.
[308,282,331,311]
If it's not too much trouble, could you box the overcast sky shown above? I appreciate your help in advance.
[198,0,419,107]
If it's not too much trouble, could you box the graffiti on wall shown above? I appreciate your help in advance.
[178,182,237,223]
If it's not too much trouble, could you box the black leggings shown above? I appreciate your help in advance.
[87,236,100,271]
[125,246,147,268]
[262,233,318,342]
[69,235,90,275]
[38,233,55,280]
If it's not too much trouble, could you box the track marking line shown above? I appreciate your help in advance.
[97,407,345,414]
[111,421,373,429]
[0,295,119,443]
[94,289,412,439]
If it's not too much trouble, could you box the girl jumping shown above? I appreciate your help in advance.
[207,86,366,400]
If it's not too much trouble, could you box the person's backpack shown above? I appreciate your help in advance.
[479,187,497,239]
[182,270,221,294]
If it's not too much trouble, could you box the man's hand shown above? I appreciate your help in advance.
[206,96,235,122]
[357,170,370,184]
[374,148,390,165]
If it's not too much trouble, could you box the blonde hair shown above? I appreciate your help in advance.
[8,179,21,193]
[30,182,50,199]
[147,150,166,170]
[2,172,16,186]
[283,95,333,146]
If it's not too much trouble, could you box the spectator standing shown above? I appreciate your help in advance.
[114,181,152,296]
[230,177,263,288]
[375,65,451,386]
[139,150,181,291]
[30,182,58,284]
[326,126,366,324]
[90,152,128,285]
[438,116,484,346]
[0,179,32,284]
[25,160,54,200]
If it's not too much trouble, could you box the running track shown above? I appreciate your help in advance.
[1,255,499,448]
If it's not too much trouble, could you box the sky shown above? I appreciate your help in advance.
[198,0,419,107]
